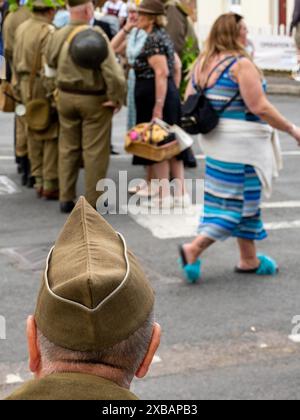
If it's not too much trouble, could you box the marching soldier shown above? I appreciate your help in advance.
[2,1,31,186]
[13,0,59,200]
[45,0,126,213]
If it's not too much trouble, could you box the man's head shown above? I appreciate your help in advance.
[26,313,160,388]
[67,0,94,23]
[27,197,160,388]
[32,0,57,22]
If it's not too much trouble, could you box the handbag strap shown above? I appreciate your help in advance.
[192,56,241,115]
[219,91,240,114]
[192,55,235,93]
[204,56,236,88]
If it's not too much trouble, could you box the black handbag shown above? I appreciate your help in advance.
[181,57,240,135]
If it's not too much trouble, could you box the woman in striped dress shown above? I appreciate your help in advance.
[179,13,300,284]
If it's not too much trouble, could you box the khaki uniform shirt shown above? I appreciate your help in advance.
[2,6,31,64]
[6,372,139,401]
[45,21,126,105]
[13,14,58,140]
[13,14,54,83]
[165,1,199,58]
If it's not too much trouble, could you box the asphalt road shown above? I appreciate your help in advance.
[0,96,300,400]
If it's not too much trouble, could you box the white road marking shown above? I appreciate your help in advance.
[128,204,300,239]
[153,355,162,364]
[196,151,300,160]
[0,156,14,160]
[282,151,300,156]
[0,176,20,195]
[265,221,300,230]
[288,335,300,344]
[6,374,23,384]
[262,201,300,209]
[259,344,269,349]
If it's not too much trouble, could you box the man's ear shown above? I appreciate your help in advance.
[135,323,161,379]
[26,316,42,376]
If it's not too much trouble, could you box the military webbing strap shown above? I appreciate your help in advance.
[65,25,90,45]
[28,26,50,101]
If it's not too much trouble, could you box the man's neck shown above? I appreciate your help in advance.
[70,12,89,23]
[37,362,131,390]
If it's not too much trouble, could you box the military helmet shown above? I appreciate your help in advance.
[70,29,109,70]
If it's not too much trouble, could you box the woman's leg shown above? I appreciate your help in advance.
[153,160,170,199]
[170,158,185,197]
[182,235,215,264]
[237,238,260,270]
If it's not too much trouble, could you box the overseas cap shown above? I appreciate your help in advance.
[31,0,59,9]
[67,0,91,7]
[35,197,155,352]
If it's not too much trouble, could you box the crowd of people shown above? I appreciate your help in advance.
[2,0,300,400]
[0,0,199,212]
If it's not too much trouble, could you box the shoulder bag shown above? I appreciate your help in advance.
[181,56,240,135]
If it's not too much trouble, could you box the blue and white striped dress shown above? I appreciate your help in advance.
[198,58,267,242]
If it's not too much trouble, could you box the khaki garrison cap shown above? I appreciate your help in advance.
[35,197,155,352]
[67,0,92,7]
[31,0,59,9]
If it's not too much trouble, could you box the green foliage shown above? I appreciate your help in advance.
[26,0,65,10]
[180,36,199,99]
[8,0,19,12]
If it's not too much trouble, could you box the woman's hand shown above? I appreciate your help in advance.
[288,124,300,146]
[152,104,163,120]
[124,14,138,33]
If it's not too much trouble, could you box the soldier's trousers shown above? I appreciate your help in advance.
[57,91,112,208]
[28,137,58,186]
[15,116,28,158]
[19,77,59,190]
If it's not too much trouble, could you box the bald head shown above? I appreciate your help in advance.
[69,1,94,22]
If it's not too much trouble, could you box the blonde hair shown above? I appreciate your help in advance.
[200,13,252,71]
[143,13,168,28]
[154,15,168,28]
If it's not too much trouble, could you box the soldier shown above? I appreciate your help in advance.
[162,0,199,59]
[13,0,59,200]
[6,197,160,400]
[45,0,126,213]
[2,1,31,186]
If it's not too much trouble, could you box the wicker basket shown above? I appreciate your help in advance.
[125,122,181,162]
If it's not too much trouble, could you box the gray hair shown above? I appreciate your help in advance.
[37,311,154,386]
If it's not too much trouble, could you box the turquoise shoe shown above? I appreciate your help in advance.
[179,246,202,284]
[235,254,279,276]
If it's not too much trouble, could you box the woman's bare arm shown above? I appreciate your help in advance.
[111,29,127,53]
[235,58,300,143]
[174,53,182,89]
[148,54,169,120]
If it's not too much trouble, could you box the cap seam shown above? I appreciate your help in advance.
[81,200,94,308]
[43,233,131,313]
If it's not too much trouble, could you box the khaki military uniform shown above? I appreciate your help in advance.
[13,15,59,193]
[165,0,199,58]
[2,6,31,159]
[5,197,155,401]
[45,21,126,208]
[6,372,138,400]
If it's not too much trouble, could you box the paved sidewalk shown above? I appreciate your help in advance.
[267,75,300,96]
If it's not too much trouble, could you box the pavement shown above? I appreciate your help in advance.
[266,75,300,96]
[0,95,300,400]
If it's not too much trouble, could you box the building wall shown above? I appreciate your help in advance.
[196,0,295,29]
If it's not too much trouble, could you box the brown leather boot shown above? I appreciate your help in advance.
[43,190,59,201]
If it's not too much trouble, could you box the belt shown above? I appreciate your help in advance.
[59,87,106,96]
